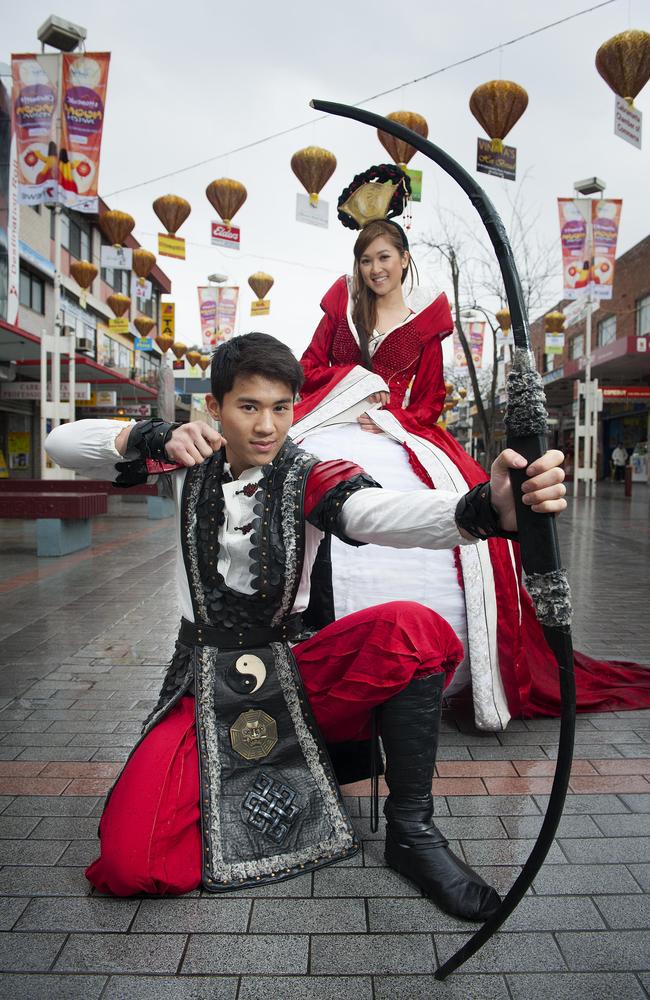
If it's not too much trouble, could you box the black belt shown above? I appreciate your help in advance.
[178,615,303,650]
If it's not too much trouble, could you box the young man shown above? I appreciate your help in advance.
[46,332,566,921]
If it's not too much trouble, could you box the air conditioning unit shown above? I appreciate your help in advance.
[77,338,94,354]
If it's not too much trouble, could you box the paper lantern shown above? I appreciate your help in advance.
[544,311,566,334]
[496,308,512,332]
[248,272,274,300]
[134,316,155,338]
[107,293,131,318]
[186,349,202,367]
[132,248,156,280]
[596,29,650,105]
[99,210,135,246]
[290,146,337,205]
[469,81,528,152]
[70,259,97,290]
[377,111,429,167]
[198,354,211,372]
[155,333,174,353]
[206,178,247,229]
[171,342,187,360]
[153,194,191,236]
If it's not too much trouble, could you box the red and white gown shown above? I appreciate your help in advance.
[291,275,650,729]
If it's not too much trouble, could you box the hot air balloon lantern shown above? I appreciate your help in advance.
[596,29,650,107]
[377,111,429,168]
[186,348,202,369]
[99,210,135,247]
[291,146,337,206]
[153,195,191,237]
[134,316,155,339]
[248,272,274,317]
[544,311,566,334]
[70,259,97,309]
[155,332,174,354]
[206,178,247,230]
[171,342,187,360]
[132,247,156,297]
[107,293,131,318]
[198,354,212,372]
[496,307,514,348]
[470,80,528,154]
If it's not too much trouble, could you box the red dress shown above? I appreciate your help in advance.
[293,276,650,724]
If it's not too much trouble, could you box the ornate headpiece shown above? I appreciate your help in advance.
[337,164,411,240]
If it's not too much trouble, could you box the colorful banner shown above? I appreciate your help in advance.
[558,198,622,300]
[545,333,565,355]
[197,286,239,348]
[11,52,110,212]
[211,222,240,250]
[160,302,175,340]
[453,321,485,370]
[158,233,185,259]
[476,139,516,182]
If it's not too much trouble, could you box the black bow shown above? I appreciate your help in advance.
[310,98,576,979]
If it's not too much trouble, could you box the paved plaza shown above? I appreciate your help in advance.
[0,482,649,999]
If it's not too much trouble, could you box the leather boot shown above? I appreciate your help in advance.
[380,672,501,922]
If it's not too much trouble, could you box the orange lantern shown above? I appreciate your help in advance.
[248,272,274,301]
[290,147,337,205]
[198,354,211,372]
[153,195,191,236]
[544,311,566,334]
[70,260,97,290]
[171,342,187,360]
[469,81,528,152]
[134,316,155,338]
[596,29,650,106]
[496,308,512,332]
[377,111,429,167]
[206,178,247,229]
[186,348,202,367]
[155,333,174,353]
[132,248,156,280]
[99,210,135,247]
[107,293,131,318]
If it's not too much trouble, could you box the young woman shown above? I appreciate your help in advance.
[291,213,650,729]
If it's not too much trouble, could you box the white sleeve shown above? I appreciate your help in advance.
[339,487,477,549]
[45,418,135,478]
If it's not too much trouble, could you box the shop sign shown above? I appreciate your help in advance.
[614,95,642,150]
[476,139,516,181]
[77,389,117,407]
[109,316,130,334]
[158,234,185,259]
[211,222,240,250]
[0,382,91,401]
[602,386,650,400]
[101,246,132,270]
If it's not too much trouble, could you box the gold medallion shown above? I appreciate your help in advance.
[230,709,278,761]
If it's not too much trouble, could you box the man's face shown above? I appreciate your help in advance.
[206,374,294,476]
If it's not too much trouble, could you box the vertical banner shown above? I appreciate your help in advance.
[217,286,239,342]
[591,199,622,300]
[453,322,485,370]
[558,198,622,300]
[11,52,110,212]
[160,302,175,341]
[60,53,110,212]
[197,286,218,347]
[11,54,60,206]
[0,75,20,324]
[198,286,240,348]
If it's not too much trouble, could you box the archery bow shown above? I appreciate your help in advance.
[309,98,576,979]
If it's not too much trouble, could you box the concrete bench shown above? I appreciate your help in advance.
[0,479,173,520]
[0,492,108,556]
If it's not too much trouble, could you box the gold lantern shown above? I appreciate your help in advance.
[153,194,191,236]
[248,272,274,301]
[186,348,202,367]
[377,111,429,167]
[544,311,566,334]
[107,293,131,318]
[198,354,211,372]
[134,316,155,338]
[70,259,97,309]
[132,248,156,280]
[99,210,135,246]
[469,81,529,152]
[496,308,512,333]
[206,178,247,229]
[290,146,337,205]
[171,342,187,360]
[155,333,174,353]
[596,29,650,106]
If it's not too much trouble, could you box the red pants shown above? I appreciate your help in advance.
[86,601,462,896]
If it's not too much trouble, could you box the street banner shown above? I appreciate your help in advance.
[160,302,175,340]
[2,74,20,326]
[132,276,152,304]
[109,316,129,334]
[558,198,622,300]
[60,53,110,211]
[216,286,238,342]
[295,193,329,228]
[403,168,422,202]
[453,321,485,370]
[101,246,132,269]
[211,222,240,250]
[11,52,110,212]
[476,139,516,181]
[545,333,565,355]
[158,233,185,259]
[198,286,239,347]
[614,96,642,149]
[251,298,270,317]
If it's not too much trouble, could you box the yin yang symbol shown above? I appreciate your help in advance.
[225,653,267,694]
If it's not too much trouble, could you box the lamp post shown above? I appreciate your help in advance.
[36,15,87,477]
[572,176,606,499]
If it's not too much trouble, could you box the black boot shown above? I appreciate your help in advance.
[380,673,501,922]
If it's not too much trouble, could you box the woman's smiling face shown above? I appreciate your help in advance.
[358,236,408,297]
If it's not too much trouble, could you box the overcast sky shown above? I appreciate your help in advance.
[6,0,650,363]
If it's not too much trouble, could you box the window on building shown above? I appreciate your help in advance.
[101,261,130,294]
[637,295,650,337]
[19,269,45,314]
[569,334,584,360]
[597,315,616,347]
[68,216,91,261]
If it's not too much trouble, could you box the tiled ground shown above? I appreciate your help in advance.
[0,483,648,999]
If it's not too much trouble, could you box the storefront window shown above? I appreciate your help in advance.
[637,295,650,337]
[597,315,616,347]
[569,334,584,359]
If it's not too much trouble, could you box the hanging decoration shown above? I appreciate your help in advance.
[198,354,212,372]
[154,194,191,260]
[155,332,174,353]
[207,178,247,250]
[470,80,528,182]
[99,210,135,247]
[291,146,336,227]
[544,311,566,356]
[171,342,187,360]
[186,348,202,368]
[377,111,428,203]
[69,260,97,309]
[495,307,514,347]
[131,247,156,306]
[596,29,650,149]
[106,291,131,335]
[249,272,274,316]
[134,316,155,338]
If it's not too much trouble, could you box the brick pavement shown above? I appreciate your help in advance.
[0,484,648,999]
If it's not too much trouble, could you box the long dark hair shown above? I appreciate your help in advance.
[351,220,417,370]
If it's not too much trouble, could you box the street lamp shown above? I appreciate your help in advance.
[208,273,228,284]
[37,15,86,52]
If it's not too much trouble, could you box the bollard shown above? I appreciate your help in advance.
[624,464,632,497]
